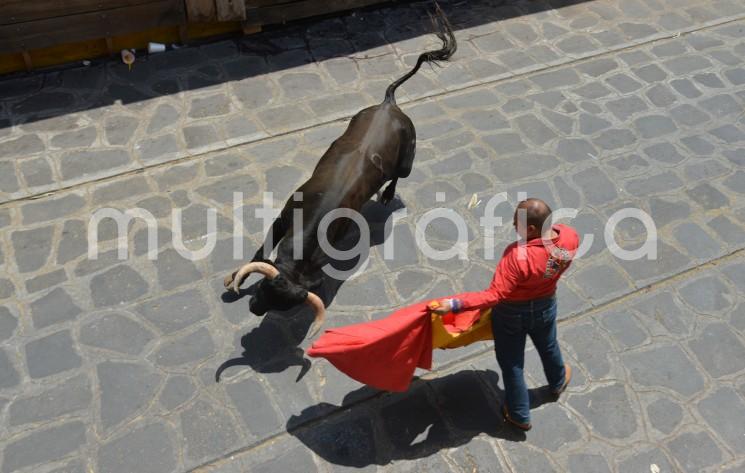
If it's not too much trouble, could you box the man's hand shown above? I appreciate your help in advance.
[428,299,452,315]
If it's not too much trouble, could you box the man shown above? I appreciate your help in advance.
[430,198,579,431]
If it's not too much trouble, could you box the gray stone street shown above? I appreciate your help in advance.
[1,0,745,471]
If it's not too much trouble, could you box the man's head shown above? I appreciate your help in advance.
[513,198,552,240]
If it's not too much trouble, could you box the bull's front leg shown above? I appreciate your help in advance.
[252,215,289,262]
[380,132,415,205]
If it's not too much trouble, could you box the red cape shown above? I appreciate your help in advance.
[307,301,488,392]
[308,302,432,392]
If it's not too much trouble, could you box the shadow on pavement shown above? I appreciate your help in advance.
[287,369,557,466]
[0,0,591,127]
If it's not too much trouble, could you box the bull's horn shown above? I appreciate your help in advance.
[227,262,279,293]
[305,291,326,338]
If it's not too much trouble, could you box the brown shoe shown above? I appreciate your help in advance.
[551,364,572,398]
[502,404,532,431]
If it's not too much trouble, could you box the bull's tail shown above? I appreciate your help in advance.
[384,2,457,105]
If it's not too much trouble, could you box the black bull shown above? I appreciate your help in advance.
[225,7,457,337]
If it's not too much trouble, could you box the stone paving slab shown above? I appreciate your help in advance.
[0,0,744,204]
[1,0,745,472]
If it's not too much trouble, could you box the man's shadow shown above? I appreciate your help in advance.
[286,369,557,467]
[216,197,405,382]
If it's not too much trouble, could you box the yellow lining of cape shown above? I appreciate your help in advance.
[431,309,494,349]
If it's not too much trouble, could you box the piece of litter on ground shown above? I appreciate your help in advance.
[588,153,598,160]
[673,32,681,38]
[82,60,91,66]
[650,464,660,473]
[148,42,166,54]
[120,49,135,70]
[467,193,479,209]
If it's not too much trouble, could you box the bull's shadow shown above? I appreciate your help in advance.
[216,196,404,382]
[287,369,556,467]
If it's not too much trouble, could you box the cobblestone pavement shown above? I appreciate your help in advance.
[1,0,745,471]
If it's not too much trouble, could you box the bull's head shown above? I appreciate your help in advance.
[224,262,326,337]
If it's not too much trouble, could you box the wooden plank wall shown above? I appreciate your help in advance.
[1,1,157,25]
[185,0,247,22]
[243,0,391,28]
[0,21,242,75]
[0,0,186,53]
[186,0,218,22]
[216,0,247,21]
[0,0,397,74]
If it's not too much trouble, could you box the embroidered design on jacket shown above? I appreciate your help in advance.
[544,247,571,278]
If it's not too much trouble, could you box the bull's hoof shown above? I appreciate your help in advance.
[380,190,395,205]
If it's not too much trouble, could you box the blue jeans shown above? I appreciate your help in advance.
[491,295,565,424]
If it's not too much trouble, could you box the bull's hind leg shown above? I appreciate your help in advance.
[379,177,398,205]
[380,130,416,205]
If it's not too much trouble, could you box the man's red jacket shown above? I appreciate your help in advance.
[451,224,579,310]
